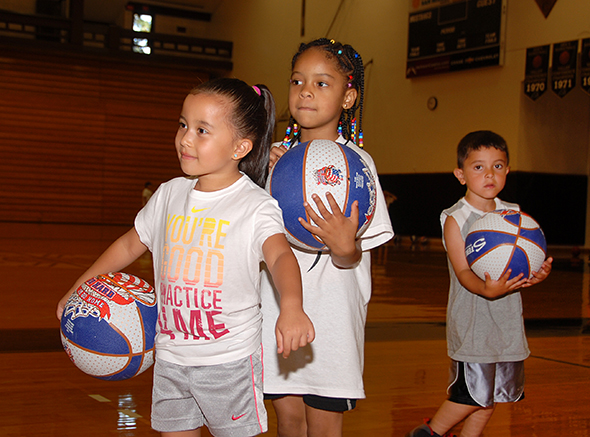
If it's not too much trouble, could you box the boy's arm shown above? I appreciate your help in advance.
[262,233,315,358]
[298,192,362,268]
[56,227,148,320]
[444,216,527,299]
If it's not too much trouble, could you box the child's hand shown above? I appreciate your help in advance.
[269,144,287,170]
[482,269,527,299]
[275,308,315,358]
[522,257,553,287]
[299,192,361,266]
[56,287,77,320]
[56,297,67,321]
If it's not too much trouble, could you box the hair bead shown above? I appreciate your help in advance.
[281,122,299,149]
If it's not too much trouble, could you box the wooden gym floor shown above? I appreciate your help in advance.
[1,223,589,436]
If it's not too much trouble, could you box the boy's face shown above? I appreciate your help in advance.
[454,147,509,204]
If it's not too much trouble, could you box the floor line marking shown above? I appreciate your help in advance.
[529,355,590,369]
[89,394,111,403]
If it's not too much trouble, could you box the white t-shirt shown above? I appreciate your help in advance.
[260,137,394,399]
[135,175,285,366]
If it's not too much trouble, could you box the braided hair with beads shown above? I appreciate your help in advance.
[281,38,366,149]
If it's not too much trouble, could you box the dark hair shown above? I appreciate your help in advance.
[457,130,509,168]
[284,38,365,147]
[190,78,276,187]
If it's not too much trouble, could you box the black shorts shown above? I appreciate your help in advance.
[448,360,525,407]
[264,394,357,412]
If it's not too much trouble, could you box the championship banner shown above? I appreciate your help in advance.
[551,40,578,98]
[581,38,590,95]
[524,45,550,101]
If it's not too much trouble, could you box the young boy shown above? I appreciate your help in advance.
[406,131,553,437]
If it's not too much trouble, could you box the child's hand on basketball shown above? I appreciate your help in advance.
[56,288,75,320]
[275,308,315,358]
[299,192,361,267]
[482,269,527,298]
[269,144,287,170]
[522,257,553,287]
[56,298,66,320]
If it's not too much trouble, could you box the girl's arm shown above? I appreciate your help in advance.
[299,192,362,268]
[262,233,315,358]
[56,227,148,320]
[268,144,287,170]
[444,216,527,299]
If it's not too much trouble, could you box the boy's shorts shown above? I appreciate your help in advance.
[264,393,357,412]
[447,360,525,408]
[151,346,267,436]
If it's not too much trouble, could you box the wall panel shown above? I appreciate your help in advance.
[0,44,209,225]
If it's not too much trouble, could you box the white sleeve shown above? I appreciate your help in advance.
[357,150,394,251]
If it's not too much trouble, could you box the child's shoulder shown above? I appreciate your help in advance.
[441,197,468,219]
[496,198,520,211]
[440,198,481,236]
[442,197,519,217]
[336,137,376,171]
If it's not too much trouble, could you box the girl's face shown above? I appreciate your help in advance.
[454,147,510,210]
[288,47,357,142]
[175,93,249,191]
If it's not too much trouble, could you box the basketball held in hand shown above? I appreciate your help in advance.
[60,272,157,381]
[465,209,547,281]
[268,139,377,251]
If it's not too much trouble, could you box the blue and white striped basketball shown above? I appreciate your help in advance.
[60,272,157,380]
[465,210,547,281]
[268,139,377,251]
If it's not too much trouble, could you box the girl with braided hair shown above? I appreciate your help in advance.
[261,39,394,436]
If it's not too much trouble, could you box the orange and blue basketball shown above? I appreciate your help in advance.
[465,210,547,281]
[60,272,157,380]
[268,139,377,251]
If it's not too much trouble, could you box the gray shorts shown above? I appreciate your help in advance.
[151,346,267,436]
[447,360,525,408]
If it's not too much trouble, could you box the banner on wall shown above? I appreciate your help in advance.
[551,40,578,98]
[524,45,550,101]
[534,0,558,18]
[581,38,590,95]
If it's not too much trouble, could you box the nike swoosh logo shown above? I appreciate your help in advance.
[191,207,209,213]
[232,413,246,421]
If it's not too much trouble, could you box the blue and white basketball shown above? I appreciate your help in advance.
[269,139,377,251]
[465,210,547,281]
[60,272,157,380]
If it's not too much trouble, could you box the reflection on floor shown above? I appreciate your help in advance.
[1,224,588,436]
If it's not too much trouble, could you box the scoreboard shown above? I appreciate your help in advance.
[406,0,506,78]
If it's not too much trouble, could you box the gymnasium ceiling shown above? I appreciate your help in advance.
[84,0,224,24]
